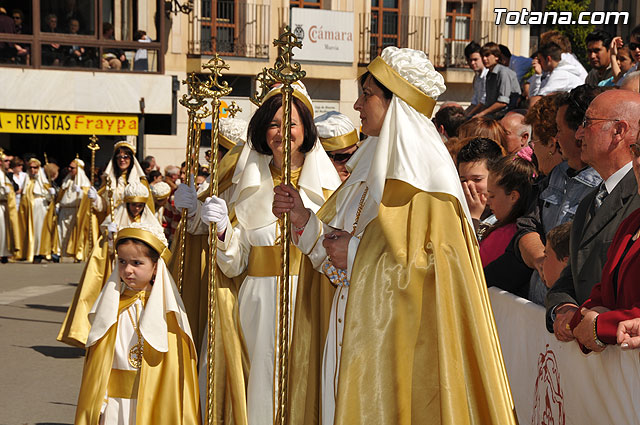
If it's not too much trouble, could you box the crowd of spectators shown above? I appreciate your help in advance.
[440,26,640,351]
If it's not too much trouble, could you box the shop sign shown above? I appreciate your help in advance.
[0,111,139,136]
[290,8,354,63]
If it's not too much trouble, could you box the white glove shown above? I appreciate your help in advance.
[87,186,98,200]
[48,187,56,196]
[55,205,60,215]
[73,184,83,193]
[174,182,197,213]
[107,222,118,235]
[201,196,229,233]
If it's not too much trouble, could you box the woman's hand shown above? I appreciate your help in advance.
[273,183,310,229]
[462,181,486,220]
[322,230,351,270]
[573,308,606,352]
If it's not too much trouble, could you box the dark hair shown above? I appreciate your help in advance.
[481,42,502,58]
[498,44,512,59]
[126,202,145,217]
[9,157,23,168]
[141,160,151,171]
[486,156,536,228]
[540,30,572,53]
[112,146,134,179]
[464,41,482,60]
[585,30,612,50]
[546,221,571,260]
[116,237,160,264]
[538,42,563,63]
[148,169,162,181]
[631,25,640,41]
[434,106,466,138]
[144,155,155,162]
[358,71,393,100]
[456,137,504,167]
[554,85,607,131]
[247,94,317,156]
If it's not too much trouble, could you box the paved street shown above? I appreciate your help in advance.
[0,262,85,425]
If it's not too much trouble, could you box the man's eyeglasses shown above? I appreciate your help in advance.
[12,15,21,21]
[629,42,640,51]
[581,116,620,129]
[116,154,131,160]
[630,142,640,158]
[327,152,354,164]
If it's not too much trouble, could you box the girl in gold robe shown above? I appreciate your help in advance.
[74,222,199,425]
[274,47,518,425]
[58,181,161,348]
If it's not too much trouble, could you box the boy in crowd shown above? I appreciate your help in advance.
[585,30,613,86]
[476,42,521,119]
[542,222,571,288]
[464,41,488,117]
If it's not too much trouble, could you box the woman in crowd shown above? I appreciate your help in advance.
[74,223,199,424]
[58,181,160,348]
[457,115,509,154]
[481,156,537,298]
[273,47,517,424]
[569,139,640,353]
[189,82,341,424]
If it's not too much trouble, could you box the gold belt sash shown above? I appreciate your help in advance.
[247,245,302,277]
[107,368,140,399]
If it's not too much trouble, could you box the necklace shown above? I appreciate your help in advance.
[126,302,144,369]
[351,187,369,236]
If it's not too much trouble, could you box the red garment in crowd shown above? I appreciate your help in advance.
[569,208,640,344]
[479,222,517,268]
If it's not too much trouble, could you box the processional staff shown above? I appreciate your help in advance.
[87,135,100,253]
[251,26,306,425]
[198,54,232,425]
[177,73,210,294]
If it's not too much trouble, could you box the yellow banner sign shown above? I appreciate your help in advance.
[0,111,139,136]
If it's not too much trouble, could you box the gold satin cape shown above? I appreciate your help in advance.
[169,144,250,425]
[15,177,51,261]
[39,186,66,259]
[65,187,97,261]
[74,290,200,425]
[287,179,517,425]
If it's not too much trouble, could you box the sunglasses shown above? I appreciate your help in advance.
[628,42,640,50]
[631,142,640,158]
[116,154,131,160]
[29,166,39,169]
[12,15,21,20]
[580,116,619,129]
[327,152,354,164]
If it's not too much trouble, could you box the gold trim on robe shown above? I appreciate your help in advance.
[2,179,20,255]
[287,180,517,425]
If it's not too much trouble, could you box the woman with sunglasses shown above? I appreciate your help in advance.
[316,111,361,182]
[274,47,517,425]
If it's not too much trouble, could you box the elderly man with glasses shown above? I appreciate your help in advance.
[546,89,640,342]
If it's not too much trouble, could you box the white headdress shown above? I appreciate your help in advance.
[86,223,194,353]
[262,81,315,117]
[150,181,171,200]
[123,181,149,203]
[315,111,359,151]
[218,117,248,150]
[72,158,91,188]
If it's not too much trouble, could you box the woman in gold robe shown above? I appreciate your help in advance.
[181,83,341,425]
[273,47,518,425]
[74,222,199,425]
[0,163,20,261]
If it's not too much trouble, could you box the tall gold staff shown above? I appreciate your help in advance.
[253,26,306,425]
[105,175,115,223]
[177,73,209,293]
[87,135,100,253]
[198,54,233,425]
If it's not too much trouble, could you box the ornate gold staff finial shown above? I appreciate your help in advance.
[226,102,242,118]
[250,67,276,107]
[269,26,306,84]
[87,135,100,253]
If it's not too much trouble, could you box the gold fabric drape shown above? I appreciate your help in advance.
[15,177,49,262]
[288,179,517,425]
[66,187,97,261]
[2,180,20,254]
[57,236,113,347]
[39,187,67,259]
[74,291,200,425]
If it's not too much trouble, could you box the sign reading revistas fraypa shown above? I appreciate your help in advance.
[291,8,354,63]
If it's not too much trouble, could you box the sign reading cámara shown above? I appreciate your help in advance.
[290,8,354,63]
[0,110,139,136]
